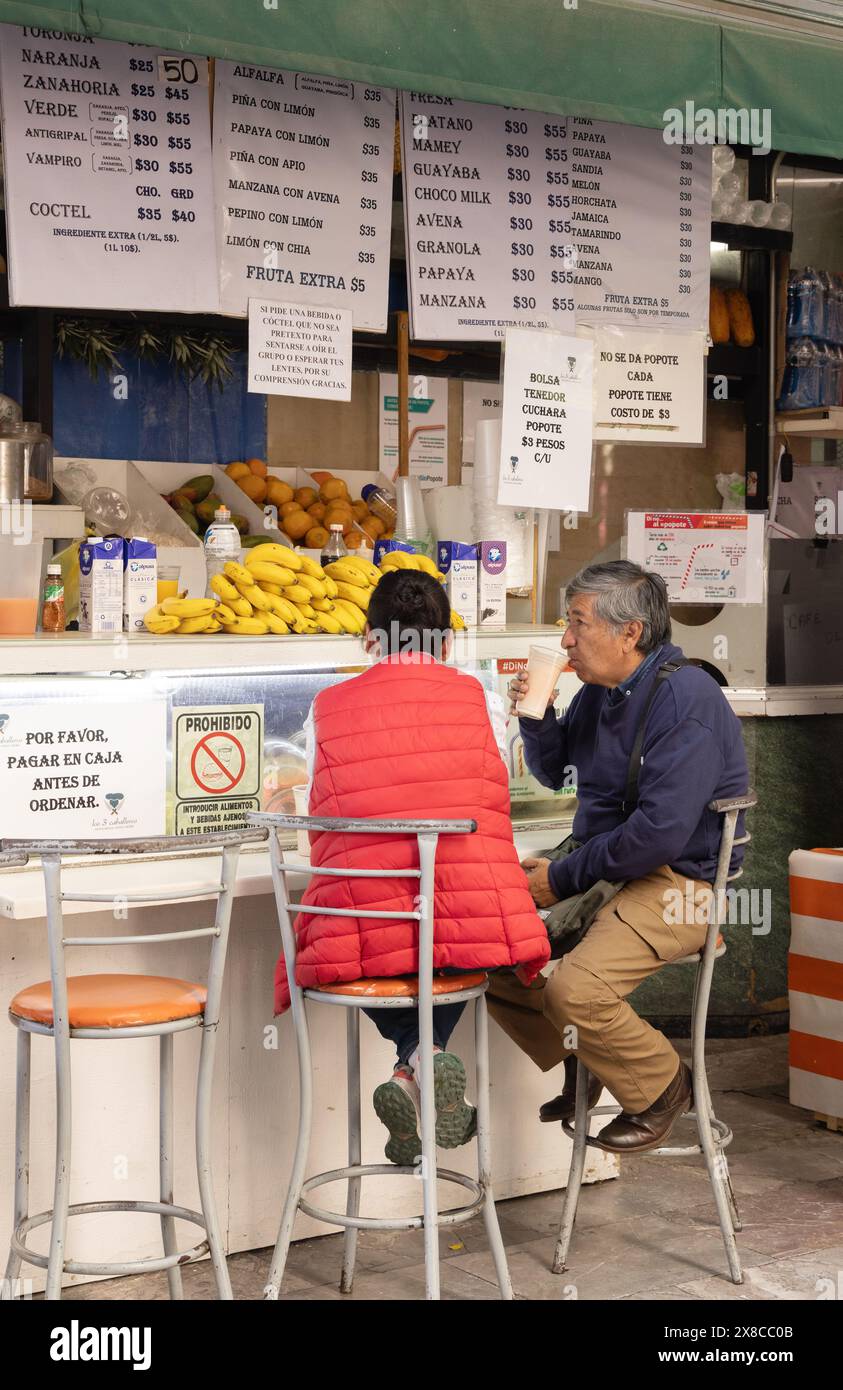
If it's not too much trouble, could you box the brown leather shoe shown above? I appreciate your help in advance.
[591,1061,692,1153]
[539,1055,603,1123]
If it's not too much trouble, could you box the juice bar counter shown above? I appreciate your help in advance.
[0,628,839,1288]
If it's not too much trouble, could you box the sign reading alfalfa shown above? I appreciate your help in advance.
[497,326,593,512]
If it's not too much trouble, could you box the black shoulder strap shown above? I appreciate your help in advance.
[622,658,688,817]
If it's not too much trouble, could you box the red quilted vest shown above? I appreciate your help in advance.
[273,653,550,1012]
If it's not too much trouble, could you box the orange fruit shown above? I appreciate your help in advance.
[351,499,370,521]
[282,509,312,541]
[344,530,365,550]
[381,529,394,540]
[295,486,319,508]
[310,470,333,486]
[238,474,267,503]
[320,478,350,503]
[360,516,385,541]
[225,461,250,481]
[266,477,294,507]
[305,525,329,549]
[324,499,353,518]
[247,458,267,477]
[280,500,302,517]
[307,501,327,522]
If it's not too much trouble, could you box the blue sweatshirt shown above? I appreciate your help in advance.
[518,642,749,899]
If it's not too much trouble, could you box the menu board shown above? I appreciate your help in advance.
[400,94,710,342]
[0,26,217,311]
[214,63,394,326]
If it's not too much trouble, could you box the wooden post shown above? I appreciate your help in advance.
[396,310,410,478]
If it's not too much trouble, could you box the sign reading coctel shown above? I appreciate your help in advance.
[173,705,263,835]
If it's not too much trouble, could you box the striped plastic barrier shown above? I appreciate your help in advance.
[788,848,843,1124]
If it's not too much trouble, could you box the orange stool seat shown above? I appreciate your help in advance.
[312,971,487,998]
[9,973,207,1029]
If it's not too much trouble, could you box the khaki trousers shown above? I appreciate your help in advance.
[487,866,711,1113]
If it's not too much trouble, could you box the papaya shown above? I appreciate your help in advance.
[176,507,199,534]
[195,495,223,525]
[230,513,250,536]
[241,534,266,548]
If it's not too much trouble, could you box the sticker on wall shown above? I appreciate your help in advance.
[172,704,263,835]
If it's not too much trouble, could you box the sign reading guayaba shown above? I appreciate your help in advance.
[400,93,710,342]
[0,25,218,311]
[214,62,394,327]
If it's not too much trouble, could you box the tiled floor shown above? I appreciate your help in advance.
[56,1035,843,1301]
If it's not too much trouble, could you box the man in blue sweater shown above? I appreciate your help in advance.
[486,560,749,1153]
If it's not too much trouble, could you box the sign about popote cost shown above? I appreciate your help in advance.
[0,700,167,838]
[0,25,217,311]
[498,327,594,512]
[591,328,706,444]
[626,511,766,604]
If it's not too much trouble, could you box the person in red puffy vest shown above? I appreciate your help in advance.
[274,569,550,1164]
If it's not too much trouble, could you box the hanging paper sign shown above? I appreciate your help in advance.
[378,372,449,487]
[0,26,217,311]
[400,94,709,342]
[247,299,352,399]
[171,704,264,835]
[626,511,766,604]
[0,699,166,838]
[591,328,706,444]
[498,327,593,512]
[214,63,394,327]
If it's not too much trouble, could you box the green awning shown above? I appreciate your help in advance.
[1,0,842,159]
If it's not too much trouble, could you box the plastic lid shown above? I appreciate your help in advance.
[214,505,231,520]
[47,563,62,574]
[329,523,343,531]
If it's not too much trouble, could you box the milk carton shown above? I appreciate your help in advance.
[79,537,125,634]
[437,541,478,627]
[123,537,158,632]
[478,541,507,626]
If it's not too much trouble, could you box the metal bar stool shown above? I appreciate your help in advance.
[553,793,757,1287]
[0,828,266,1301]
[250,811,513,1302]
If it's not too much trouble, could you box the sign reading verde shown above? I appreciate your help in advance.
[378,372,449,488]
[172,705,263,836]
[0,25,217,311]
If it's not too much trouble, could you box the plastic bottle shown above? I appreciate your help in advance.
[778,338,821,411]
[786,268,813,339]
[320,523,347,568]
[361,483,397,530]
[817,341,834,406]
[41,563,65,633]
[807,267,825,340]
[203,505,241,593]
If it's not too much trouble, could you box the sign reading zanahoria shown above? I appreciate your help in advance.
[399,93,710,342]
[214,63,394,326]
[0,25,218,311]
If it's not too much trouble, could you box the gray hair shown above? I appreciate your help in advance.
[564,560,671,654]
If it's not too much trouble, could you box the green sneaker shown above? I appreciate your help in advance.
[372,1069,422,1167]
[432,1052,477,1150]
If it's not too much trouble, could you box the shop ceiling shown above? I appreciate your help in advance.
[1,0,842,158]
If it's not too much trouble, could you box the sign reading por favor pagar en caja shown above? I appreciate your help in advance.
[0,700,167,838]
[172,704,264,836]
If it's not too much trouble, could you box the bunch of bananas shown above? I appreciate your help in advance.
[321,555,382,633]
[375,547,464,630]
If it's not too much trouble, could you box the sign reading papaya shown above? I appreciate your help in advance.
[172,705,263,835]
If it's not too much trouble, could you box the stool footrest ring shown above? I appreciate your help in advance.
[299,1163,484,1231]
[560,1111,733,1153]
[12,1200,210,1277]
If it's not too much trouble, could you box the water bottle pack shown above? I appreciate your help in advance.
[780,267,843,411]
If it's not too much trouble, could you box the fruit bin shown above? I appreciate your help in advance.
[135,461,292,547]
[54,457,206,596]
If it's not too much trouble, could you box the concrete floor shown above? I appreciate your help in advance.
[56,1034,843,1301]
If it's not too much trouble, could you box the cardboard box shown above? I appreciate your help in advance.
[79,536,124,634]
[438,541,478,627]
[478,541,507,626]
[123,537,158,633]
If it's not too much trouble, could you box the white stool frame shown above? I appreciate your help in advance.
[0,828,266,1301]
[250,811,513,1302]
[554,793,758,1287]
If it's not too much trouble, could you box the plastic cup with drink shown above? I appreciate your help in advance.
[515,645,569,719]
[156,564,181,604]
